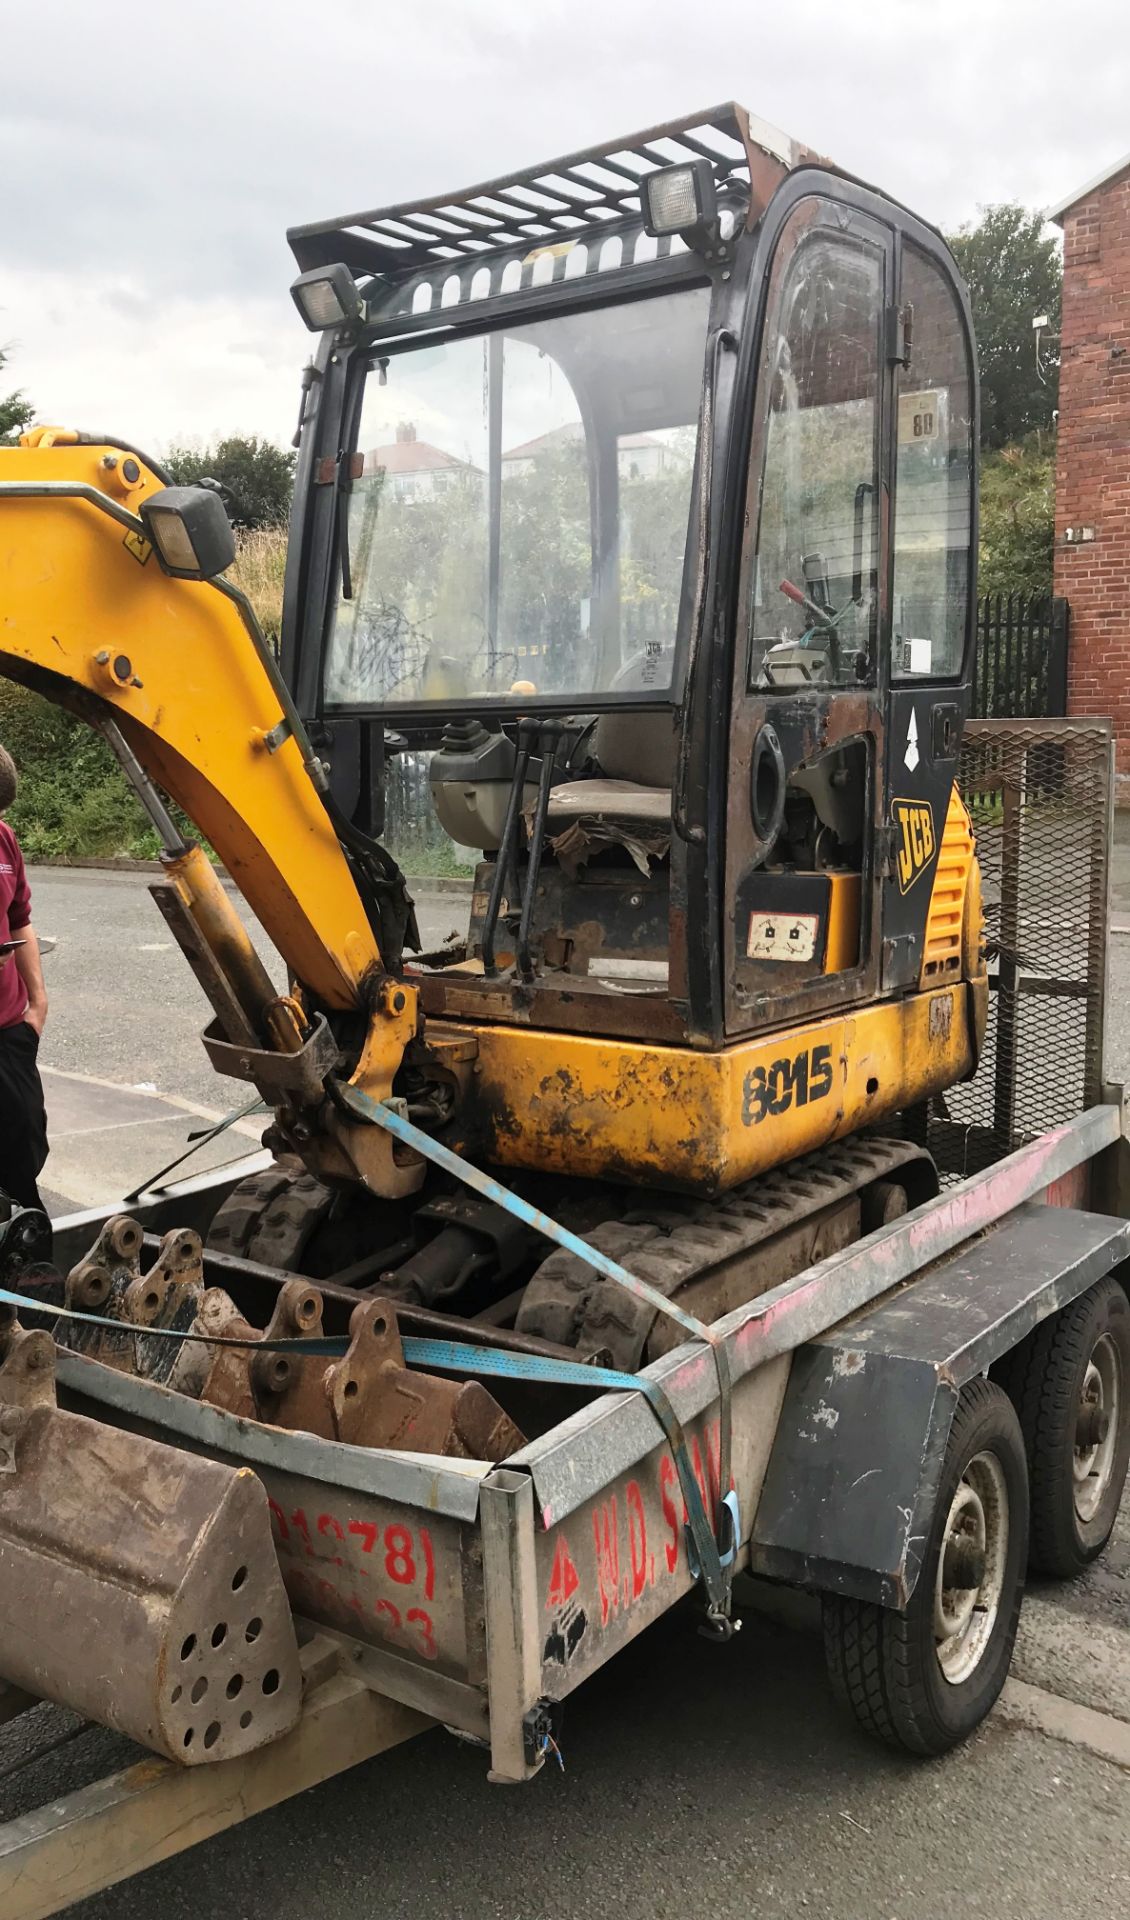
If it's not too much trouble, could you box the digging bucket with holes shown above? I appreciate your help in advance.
[0,1347,302,1763]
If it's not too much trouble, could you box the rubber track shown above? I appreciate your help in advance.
[206,1160,336,1268]
[516,1135,933,1367]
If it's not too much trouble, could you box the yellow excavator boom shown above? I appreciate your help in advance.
[0,436,418,1194]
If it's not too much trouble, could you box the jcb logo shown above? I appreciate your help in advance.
[893,799,936,894]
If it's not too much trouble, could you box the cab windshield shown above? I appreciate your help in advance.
[324,285,711,710]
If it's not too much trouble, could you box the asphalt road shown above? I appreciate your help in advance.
[6,864,1130,1917]
[27,867,464,1210]
[0,1590,1125,1920]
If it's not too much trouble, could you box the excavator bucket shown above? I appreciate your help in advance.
[0,1320,302,1765]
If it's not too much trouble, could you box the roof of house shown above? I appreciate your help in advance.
[1048,151,1130,224]
[501,422,667,460]
[365,439,469,475]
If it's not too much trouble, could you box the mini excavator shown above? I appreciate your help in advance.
[0,104,987,1370]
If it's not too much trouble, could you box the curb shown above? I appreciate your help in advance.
[409,874,474,895]
[34,855,238,889]
[37,855,170,874]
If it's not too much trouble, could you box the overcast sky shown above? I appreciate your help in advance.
[3,0,1127,452]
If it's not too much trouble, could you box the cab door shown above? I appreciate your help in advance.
[724,194,894,1037]
[881,242,976,991]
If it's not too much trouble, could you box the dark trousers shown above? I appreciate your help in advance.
[0,1021,48,1211]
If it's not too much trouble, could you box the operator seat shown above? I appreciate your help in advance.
[544,708,677,832]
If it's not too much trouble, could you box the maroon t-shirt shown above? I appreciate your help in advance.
[0,823,31,1028]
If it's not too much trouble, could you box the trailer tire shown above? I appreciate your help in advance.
[822,1378,1027,1755]
[996,1276,1130,1578]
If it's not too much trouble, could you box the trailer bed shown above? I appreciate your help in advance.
[44,1104,1122,1784]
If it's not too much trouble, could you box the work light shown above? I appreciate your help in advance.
[290,263,365,332]
[139,487,237,581]
[641,159,718,242]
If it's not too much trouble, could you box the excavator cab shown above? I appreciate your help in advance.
[283,104,983,1120]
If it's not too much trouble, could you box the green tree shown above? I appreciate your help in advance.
[165,434,295,529]
[946,205,1061,450]
[978,434,1056,597]
[0,347,34,447]
[499,441,592,688]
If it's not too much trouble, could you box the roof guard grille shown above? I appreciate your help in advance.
[287,102,817,281]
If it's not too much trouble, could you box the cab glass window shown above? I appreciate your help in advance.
[323,286,710,710]
[749,229,882,691]
[891,247,974,681]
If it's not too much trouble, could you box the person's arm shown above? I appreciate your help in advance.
[15,928,47,1036]
[5,840,46,1036]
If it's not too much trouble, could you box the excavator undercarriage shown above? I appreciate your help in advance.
[207,1133,938,1368]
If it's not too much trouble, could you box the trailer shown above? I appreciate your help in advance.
[0,718,1126,1917]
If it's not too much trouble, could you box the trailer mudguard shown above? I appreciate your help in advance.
[748,1202,1130,1608]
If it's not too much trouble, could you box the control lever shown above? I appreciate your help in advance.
[517,722,563,982]
[481,719,536,978]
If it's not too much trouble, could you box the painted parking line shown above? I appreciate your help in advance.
[40,1065,263,1135]
[39,1066,265,1211]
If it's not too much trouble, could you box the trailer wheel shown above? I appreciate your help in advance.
[822,1378,1027,1755]
[997,1276,1130,1577]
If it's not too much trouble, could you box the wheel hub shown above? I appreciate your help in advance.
[1073,1333,1121,1524]
[934,1449,1009,1686]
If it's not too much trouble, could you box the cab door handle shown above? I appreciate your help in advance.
[932,704,961,762]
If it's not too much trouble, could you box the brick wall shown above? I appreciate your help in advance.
[1054,167,1130,798]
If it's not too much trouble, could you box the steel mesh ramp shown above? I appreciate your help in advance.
[928,718,1112,1182]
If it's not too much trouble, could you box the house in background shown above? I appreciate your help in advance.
[365,418,679,500]
[363,422,478,501]
[1051,151,1130,798]
[500,420,673,479]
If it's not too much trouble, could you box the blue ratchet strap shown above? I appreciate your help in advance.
[0,1281,736,1608]
[401,1336,740,1598]
[0,1286,348,1355]
[331,1080,738,1617]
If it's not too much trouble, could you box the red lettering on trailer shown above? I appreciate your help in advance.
[384,1524,416,1585]
[654,1419,731,1584]
[317,1512,345,1565]
[592,1496,621,1626]
[289,1507,314,1557]
[546,1534,580,1610]
[420,1525,436,1602]
[284,1562,438,1661]
[659,1456,681,1573]
[407,1607,438,1660]
[626,1481,648,1599]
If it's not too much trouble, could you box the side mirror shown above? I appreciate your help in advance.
[138,486,237,581]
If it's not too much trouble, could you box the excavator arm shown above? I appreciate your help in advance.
[0,435,421,1196]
